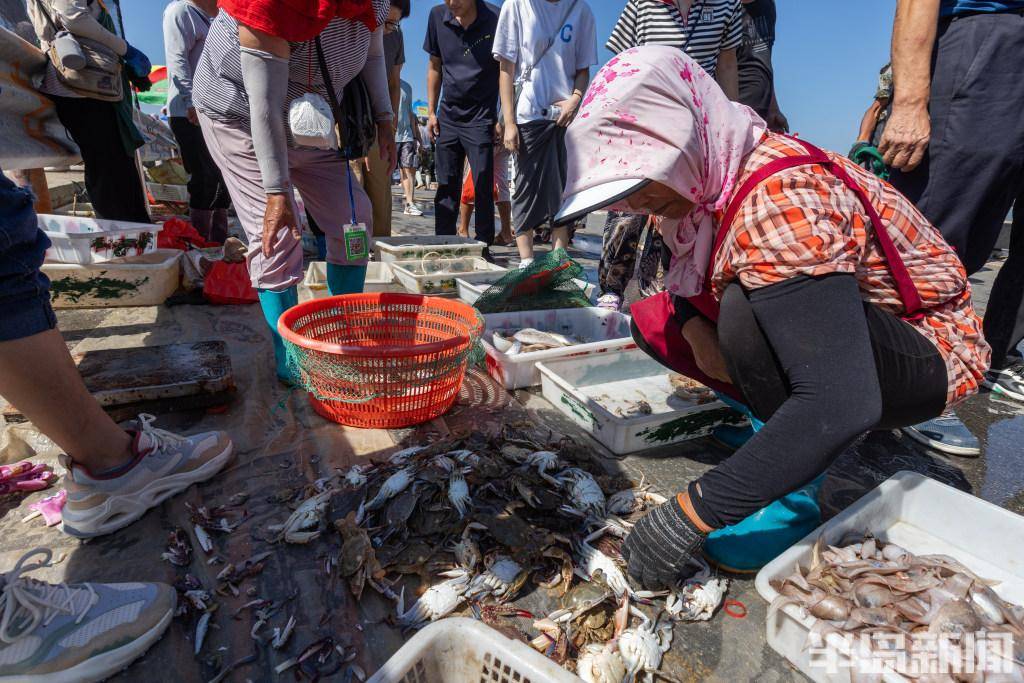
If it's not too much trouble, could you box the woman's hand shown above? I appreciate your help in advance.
[378,121,397,174]
[682,316,731,384]
[262,193,300,258]
[553,93,582,127]
[503,121,519,153]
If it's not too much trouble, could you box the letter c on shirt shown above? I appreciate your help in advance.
[561,23,573,43]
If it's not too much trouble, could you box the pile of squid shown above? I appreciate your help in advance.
[279,430,729,682]
[770,535,1024,681]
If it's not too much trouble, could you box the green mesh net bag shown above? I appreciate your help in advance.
[473,248,591,314]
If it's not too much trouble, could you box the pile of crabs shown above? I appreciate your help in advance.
[272,430,730,682]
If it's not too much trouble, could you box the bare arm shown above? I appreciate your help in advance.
[498,58,518,151]
[715,48,739,101]
[426,56,442,140]
[553,67,589,127]
[879,0,940,171]
[857,99,885,143]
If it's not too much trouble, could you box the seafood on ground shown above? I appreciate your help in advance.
[161,528,192,567]
[334,512,382,599]
[268,489,332,544]
[770,535,1024,679]
[396,571,471,629]
[618,607,673,683]
[576,642,627,683]
[606,485,667,517]
[574,531,631,599]
[665,575,729,622]
[668,373,716,404]
[466,555,529,603]
[448,470,470,518]
[558,468,606,518]
[365,467,416,511]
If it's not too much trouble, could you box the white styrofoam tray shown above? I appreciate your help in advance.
[42,249,181,308]
[482,308,635,389]
[40,214,161,265]
[456,272,597,307]
[537,349,741,455]
[390,257,507,295]
[367,618,581,683]
[374,235,487,263]
[755,471,1024,683]
[300,261,393,301]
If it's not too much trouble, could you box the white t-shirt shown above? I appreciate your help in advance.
[492,0,598,125]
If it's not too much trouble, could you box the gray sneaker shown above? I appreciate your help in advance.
[61,414,234,538]
[0,548,175,683]
[901,411,981,457]
[984,360,1024,402]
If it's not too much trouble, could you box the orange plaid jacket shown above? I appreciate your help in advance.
[710,133,990,407]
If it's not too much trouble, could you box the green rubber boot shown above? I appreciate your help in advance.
[704,393,824,573]
[257,287,298,384]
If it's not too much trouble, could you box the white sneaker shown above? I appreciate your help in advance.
[0,548,176,683]
[518,258,534,270]
[404,203,424,216]
[60,414,233,538]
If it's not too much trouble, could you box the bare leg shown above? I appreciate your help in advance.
[0,329,132,471]
[497,201,513,244]
[458,202,473,238]
[516,232,534,261]
[401,168,416,207]
[552,226,570,252]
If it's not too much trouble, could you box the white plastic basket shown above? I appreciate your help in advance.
[456,273,596,307]
[481,308,635,389]
[755,471,1024,683]
[300,261,393,301]
[40,214,161,265]
[537,349,741,454]
[374,236,487,263]
[42,249,181,309]
[146,182,189,203]
[391,257,507,295]
[367,618,581,683]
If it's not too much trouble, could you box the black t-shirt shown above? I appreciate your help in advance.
[424,1,500,127]
[737,0,776,118]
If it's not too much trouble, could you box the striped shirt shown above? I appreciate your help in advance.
[606,0,743,76]
[711,134,991,407]
[193,2,390,129]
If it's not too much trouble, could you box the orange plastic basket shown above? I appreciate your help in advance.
[278,293,484,429]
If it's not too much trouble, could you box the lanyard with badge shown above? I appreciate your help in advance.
[344,165,369,262]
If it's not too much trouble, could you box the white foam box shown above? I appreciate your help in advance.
[40,214,161,265]
[755,471,1024,683]
[42,249,181,308]
[300,261,393,301]
[390,257,507,295]
[481,307,635,389]
[374,235,487,263]
[456,272,597,307]
[537,348,741,454]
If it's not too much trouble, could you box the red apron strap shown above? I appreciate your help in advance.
[710,137,924,316]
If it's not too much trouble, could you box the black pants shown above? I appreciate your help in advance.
[433,122,494,244]
[889,10,1024,368]
[635,274,948,529]
[50,95,150,223]
[169,116,230,211]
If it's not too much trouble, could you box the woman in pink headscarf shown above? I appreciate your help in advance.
[554,46,989,588]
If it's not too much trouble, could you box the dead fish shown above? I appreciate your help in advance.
[512,328,576,348]
[194,611,211,655]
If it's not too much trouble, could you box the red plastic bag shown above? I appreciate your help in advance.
[158,217,218,250]
[203,261,257,305]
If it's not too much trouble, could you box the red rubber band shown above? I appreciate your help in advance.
[723,600,747,618]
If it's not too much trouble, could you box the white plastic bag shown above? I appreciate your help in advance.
[288,93,337,149]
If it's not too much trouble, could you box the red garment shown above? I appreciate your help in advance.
[218,0,377,42]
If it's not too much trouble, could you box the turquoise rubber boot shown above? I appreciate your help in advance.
[257,287,298,384]
[712,394,764,449]
[704,392,824,572]
[326,263,367,296]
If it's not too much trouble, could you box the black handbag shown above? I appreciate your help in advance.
[315,37,377,160]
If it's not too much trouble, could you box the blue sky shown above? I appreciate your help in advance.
[126,0,896,154]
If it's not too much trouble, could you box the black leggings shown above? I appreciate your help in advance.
[636,274,948,529]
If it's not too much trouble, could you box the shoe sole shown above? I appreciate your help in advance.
[0,604,173,683]
[982,378,1024,402]
[902,427,981,457]
[62,441,234,539]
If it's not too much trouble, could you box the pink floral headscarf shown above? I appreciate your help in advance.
[565,45,767,298]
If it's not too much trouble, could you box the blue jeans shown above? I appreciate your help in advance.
[0,174,56,341]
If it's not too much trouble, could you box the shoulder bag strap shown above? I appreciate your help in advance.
[515,0,580,108]
[711,136,924,316]
[314,36,341,123]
